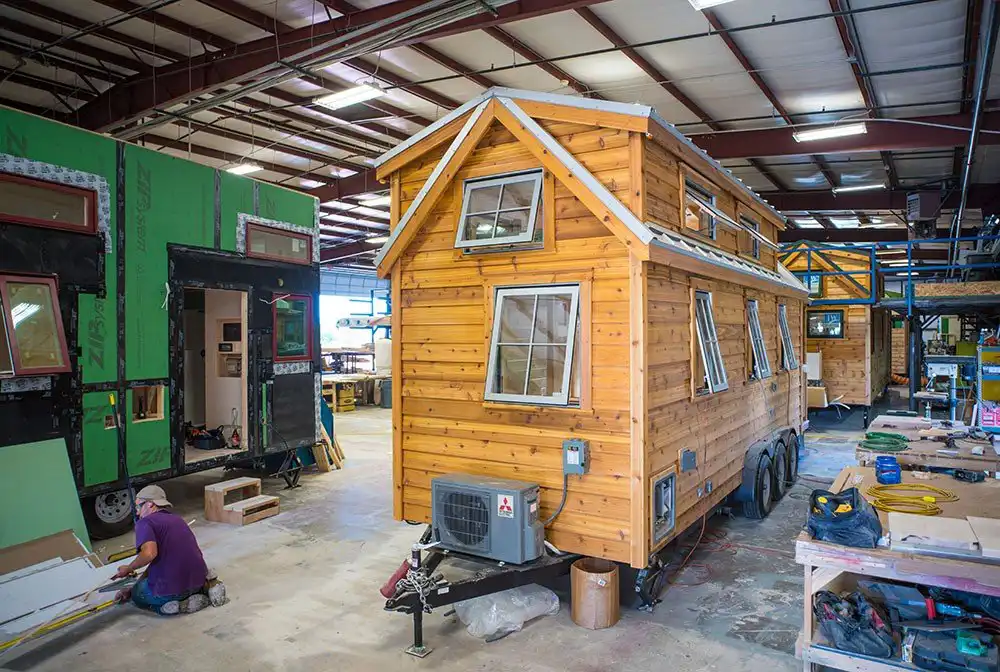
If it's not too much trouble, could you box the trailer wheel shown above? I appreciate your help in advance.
[742,454,774,520]
[786,436,799,486]
[82,490,134,540]
[772,441,788,501]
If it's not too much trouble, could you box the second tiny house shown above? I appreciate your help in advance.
[374,89,808,569]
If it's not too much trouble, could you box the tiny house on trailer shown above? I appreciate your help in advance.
[782,242,891,422]
[373,89,809,570]
[0,106,322,539]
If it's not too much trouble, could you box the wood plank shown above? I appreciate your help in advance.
[630,255,648,567]
[377,109,473,180]
[514,98,650,133]
[392,263,403,520]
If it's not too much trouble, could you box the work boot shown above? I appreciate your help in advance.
[160,594,209,615]
[207,579,227,607]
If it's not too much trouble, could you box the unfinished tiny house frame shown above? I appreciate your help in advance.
[375,89,809,570]
[782,243,891,416]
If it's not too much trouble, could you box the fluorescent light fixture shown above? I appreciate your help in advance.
[359,195,391,207]
[793,122,867,143]
[687,0,736,9]
[881,260,911,266]
[878,249,907,255]
[832,183,886,194]
[226,163,263,176]
[367,235,389,244]
[315,84,385,111]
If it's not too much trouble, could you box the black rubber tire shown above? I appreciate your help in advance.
[786,435,800,486]
[82,490,135,540]
[772,441,788,501]
[742,454,774,520]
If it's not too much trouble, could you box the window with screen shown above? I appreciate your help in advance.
[0,173,96,234]
[746,299,772,380]
[456,170,543,248]
[807,310,845,339]
[694,290,728,394]
[485,284,580,406]
[273,294,313,361]
[778,304,799,370]
[247,223,312,265]
[0,275,71,376]
[684,178,717,239]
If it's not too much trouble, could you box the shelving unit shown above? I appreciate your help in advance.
[978,345,1000,433]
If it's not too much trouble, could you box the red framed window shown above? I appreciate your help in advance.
[247,223,312,265]
[0,173,97,234]
[0,274,71,376]
[273,293,313,362]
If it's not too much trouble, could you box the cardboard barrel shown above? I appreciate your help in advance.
[570,557,620,629]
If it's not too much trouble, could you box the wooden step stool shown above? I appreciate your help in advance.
[204,477,279,526]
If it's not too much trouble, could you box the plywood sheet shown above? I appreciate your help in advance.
[968,517,1000,559]
[889,512,979,552]
[914,281,1000,297]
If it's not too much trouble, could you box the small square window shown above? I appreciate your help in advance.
[0,274,71,377]
[746,300,772,380]
[456,171,543,248]
[486,284,580,406]
[694,291,728,394]
[132,385,165,422]
[274,294,313,362]
[795,272,823,298]
[807,310,845,339]
[247,223,312,265]
[684,179,717,239]
[778,304,799,370]
[0,173,97,234]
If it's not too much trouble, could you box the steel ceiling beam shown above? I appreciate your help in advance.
[320,239,381,263]
[91,0,236,49]
[0,68,95,100]
[310,170,382,202]
[692,111,1000,159]
[192,0,290,34]
[952,0,983,179]
[409,43,499,89]
[73,0,609,132]
[142,134,330,182]
[2,16,151,73]
[341,57,459,110]
[779,226,979,243]
[0,37,125,83]
[482,26,599,98]
[1,0,186,61]
[764,185,1000,211]
[245,89,408,144]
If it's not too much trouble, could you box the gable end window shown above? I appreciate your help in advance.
[0,275,71,377]
[456,170,543,248]
[778,304,799,370]
[0,173,97,234]
[746,299,772,380]
[247,223,312,265]
[694,290,728,394]
[486,284,580,406]
[684,178,717,240]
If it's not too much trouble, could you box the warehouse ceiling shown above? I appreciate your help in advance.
[1,0,998,272]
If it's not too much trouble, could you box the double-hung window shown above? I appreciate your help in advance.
[684,178,717,239]
[486,284,580,406]
[455,170,543,248]
[694,291,727,394]
[778,304,799,370]
[746,299,772,380]
[0,274,71,377]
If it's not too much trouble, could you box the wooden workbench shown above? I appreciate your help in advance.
[797,466,1000,671]
[856,414,1000,473]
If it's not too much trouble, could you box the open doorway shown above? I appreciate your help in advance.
[182,287,248,465]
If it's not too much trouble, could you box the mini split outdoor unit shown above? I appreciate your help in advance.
[431,474,544,564]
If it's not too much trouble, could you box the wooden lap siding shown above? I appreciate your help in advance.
[645,267,805,554]
[396,119,636,563]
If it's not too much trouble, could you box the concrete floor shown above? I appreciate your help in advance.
[1,402,881,672]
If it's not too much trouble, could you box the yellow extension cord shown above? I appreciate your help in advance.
[865,483,959,516]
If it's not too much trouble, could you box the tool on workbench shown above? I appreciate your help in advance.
[910,629,997,672]
[807,488,882,548]
[925,467,987,483]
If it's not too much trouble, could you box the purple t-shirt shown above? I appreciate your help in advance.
[135,510,208,597]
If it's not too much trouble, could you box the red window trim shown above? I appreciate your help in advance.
[246,222,312,266]
[272,293,314,363]
[0,274,72,376]
[0,173,98,235]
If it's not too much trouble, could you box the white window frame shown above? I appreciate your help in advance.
[694,290,728,393]
[485,284,580,406]
[685,179,717,239]
[778,304,800,370]
[455,170,543,248]
[741,215,760,259]
[746,299,772,380]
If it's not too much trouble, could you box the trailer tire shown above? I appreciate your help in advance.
[772,441,788,501]
[742,454,773,520]
[82,490,134,540]
[786,435,799,486]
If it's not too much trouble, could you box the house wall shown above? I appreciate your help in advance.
[891,319,909,374]
[0,106,317,493]
[393,119,636,563]
[643,136,781,272]
[644,265,806,556]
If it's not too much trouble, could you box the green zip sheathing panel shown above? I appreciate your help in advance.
[82,391,118,486]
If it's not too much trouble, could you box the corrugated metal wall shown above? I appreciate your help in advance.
[320,268,388,298]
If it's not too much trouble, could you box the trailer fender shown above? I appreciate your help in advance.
[732,439,773,504]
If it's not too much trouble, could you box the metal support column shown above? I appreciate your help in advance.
[908,314,921,412]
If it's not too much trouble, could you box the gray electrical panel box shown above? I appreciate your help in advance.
[651,470,676,545]
[431,474,544,564]
[562,438,589,475]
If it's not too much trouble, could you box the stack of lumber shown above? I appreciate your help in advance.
[312,425,345,472]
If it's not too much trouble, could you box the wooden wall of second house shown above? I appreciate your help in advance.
[644,263,806,557]
[870,308,892,402]
[642,136,780,272]
[891,321,909,375]
[394,119,637,563]
[807,305,871,406]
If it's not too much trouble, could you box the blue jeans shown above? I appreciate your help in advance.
[131,577,197,615]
